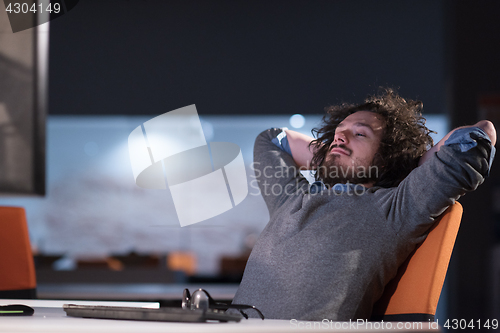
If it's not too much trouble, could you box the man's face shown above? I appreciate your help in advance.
[320,111,385,187]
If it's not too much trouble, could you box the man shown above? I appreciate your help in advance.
[231,89,496,321]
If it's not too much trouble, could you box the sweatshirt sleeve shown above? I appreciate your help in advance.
[379,127,494,237]
[253,128,311,215]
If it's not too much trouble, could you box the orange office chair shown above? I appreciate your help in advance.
[371,202,463,321]
[0,206,37,299]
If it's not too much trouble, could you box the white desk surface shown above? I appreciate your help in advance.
[0,305,441,333]
[0,299,159,308]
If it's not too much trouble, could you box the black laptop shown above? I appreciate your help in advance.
[63,304,242,323]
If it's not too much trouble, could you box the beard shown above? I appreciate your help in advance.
[316,145,381,188]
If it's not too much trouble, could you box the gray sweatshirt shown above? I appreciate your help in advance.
[231,127,493,321]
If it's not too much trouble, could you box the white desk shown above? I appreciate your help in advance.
[0,302,441,333]
[0,299,159,308]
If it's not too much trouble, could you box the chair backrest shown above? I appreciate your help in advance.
[0,206,37,299]
[371,202,463,321]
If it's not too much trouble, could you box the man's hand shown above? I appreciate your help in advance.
[419,120,496,166]
[477,119,497,146]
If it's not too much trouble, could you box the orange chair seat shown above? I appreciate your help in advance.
[371,202,462,321]
[0,207,37,298]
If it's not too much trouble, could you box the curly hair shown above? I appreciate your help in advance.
[310,88,435,188]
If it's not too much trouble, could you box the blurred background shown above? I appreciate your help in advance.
[1,0,499,326]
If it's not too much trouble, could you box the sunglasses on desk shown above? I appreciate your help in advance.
[182,288,265,320]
